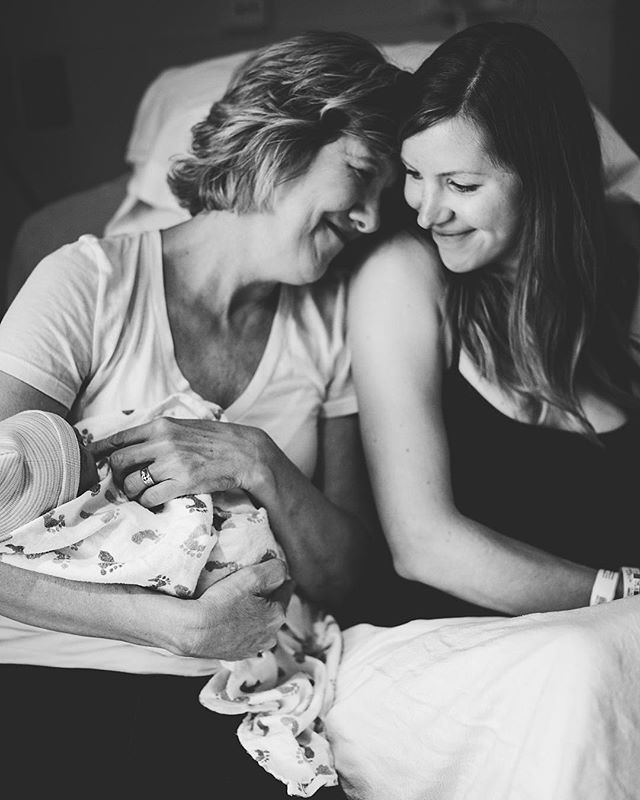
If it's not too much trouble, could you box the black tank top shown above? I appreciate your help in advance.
[429,358,640,617]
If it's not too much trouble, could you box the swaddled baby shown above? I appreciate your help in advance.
[0,395,276,597]
[0,393,341,797]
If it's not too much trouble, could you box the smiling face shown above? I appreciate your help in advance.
[401,115,522,275]
[258,135,397,284]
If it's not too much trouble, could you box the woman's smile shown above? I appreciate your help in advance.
[263,135,394,283]
[401,116,521,274]
[432,228,475,241]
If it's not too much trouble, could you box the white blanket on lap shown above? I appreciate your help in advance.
[326,599,640,800]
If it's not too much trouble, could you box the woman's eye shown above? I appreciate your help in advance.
[350,165,374,185]
[403,167,421,180]
[448,180,479,193]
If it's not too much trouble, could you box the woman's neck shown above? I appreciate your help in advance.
[161,211,278,321]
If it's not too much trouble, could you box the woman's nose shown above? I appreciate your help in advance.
[350,191,381,234]
[416,189,451,230]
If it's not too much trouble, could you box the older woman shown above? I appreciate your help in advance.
[0,31,403,796]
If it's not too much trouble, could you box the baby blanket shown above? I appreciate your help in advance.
[0,392,341,797]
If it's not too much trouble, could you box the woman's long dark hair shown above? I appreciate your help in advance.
[402,22,640,434]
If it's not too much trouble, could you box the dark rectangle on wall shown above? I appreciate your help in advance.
[0,57,17,128]
[612,0,640,156]
[19,54,72,130]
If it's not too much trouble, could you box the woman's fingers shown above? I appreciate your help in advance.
[121,460,162,499]
[252,557,289,596]
[87,416,267,503]
[86,421,153,459]
[88,420,178,496]
[138,479,196,509]
[192,560,290,659]
[252,557,295,613]
[269,577,296,611]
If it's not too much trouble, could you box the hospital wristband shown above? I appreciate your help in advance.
[620,566,640,598]
[589,569,620,605]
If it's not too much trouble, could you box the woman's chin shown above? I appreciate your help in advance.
[442,258,477,275]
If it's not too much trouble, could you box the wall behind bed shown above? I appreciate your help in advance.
[0,0,629,314]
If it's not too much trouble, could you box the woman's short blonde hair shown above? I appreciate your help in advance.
[168,31,405,215]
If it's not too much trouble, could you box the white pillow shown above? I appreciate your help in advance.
[105,41,440,235]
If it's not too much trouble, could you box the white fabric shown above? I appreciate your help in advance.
[326,599,640,800]
[104,42,441,236]
[200,596,342,797]
[0,230,355,675]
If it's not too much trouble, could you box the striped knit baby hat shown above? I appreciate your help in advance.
[0,410,81,537]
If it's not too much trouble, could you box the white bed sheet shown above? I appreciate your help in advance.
[326,598,640,800]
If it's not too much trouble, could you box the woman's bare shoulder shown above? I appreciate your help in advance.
[350,229,445,301]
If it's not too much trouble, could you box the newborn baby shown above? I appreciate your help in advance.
[0,394,276,597]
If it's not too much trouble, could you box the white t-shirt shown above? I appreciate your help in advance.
[0,230,357,674]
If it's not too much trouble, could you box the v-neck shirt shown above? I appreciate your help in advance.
[0,230,357,479]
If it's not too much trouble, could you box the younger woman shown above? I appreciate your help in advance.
[349,22,640,617]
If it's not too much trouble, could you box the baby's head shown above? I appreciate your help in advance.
[0,410,98,536]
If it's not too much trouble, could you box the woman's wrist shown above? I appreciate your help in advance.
[113,586,190,654]
[148,592,207,657]
[242,428,281,503]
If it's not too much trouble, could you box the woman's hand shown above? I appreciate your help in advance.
[0,556,289,662]
[90,413,378,613]
[174,558,291,661]
[88,417,272,507]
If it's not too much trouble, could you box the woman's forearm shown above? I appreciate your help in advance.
[249,444,370,610]
[389,512,598,615]
[0,561,183,651]
[0,558,289,660]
